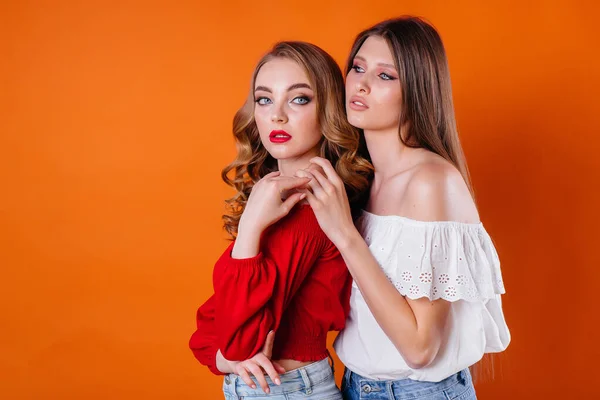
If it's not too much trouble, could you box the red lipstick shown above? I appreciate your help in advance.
[269,130,292,143]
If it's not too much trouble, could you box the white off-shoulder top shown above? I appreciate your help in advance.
[334,211,511,382]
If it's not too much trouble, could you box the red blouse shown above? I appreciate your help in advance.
[189,205,352,375]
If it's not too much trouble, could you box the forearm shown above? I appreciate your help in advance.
[214,218,320,361]
[232,223,262,259]
[338,231,439,367]
[213,257,276,361]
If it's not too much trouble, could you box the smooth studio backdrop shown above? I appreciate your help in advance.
[2,1,599,398]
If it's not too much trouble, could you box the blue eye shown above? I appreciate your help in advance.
[255,97,271,105]
[352,65,364,73]
[379,73,396,81]
[292,96,310,105]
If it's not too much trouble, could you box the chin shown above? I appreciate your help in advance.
[347,113,368,129]
[266,148,298,160]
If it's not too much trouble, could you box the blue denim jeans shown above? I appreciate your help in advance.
[341,368,476,400]
[223,358,341,399]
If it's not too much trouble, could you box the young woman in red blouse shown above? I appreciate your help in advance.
[188,41,372,399]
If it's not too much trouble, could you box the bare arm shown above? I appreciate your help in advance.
[301,158,476,368]
[337,229,449,368]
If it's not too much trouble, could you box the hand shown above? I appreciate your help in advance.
[232,331,286,393]
[295,157,358,248]
[239,171,310,235]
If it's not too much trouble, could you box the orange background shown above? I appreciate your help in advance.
[1,1,599,399]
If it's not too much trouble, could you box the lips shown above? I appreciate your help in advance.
[349,95,369,111]
[269,130,292,143]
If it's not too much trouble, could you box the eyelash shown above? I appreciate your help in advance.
[254,96,311,106]
[255,97,271,105]
[292,96,310,105]
[351,64,397,81]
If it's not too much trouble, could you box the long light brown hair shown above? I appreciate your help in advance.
[346,16,473,196]
[349,17,495,379]
[222,41,373,239]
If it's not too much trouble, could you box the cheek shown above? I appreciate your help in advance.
[254,110,270,135]
[289,106,321,147]
[253,111,274,150]
[308,106,319,129]
[291,105,318,129]
[375,86,402,117]
[305,107,321,139]
[346,73,354,89]
[345,74,358,96]
[378,84,401,105]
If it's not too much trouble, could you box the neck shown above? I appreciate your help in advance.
[363,126,408,180]
[276,149,320,177]
[364,125,429,192]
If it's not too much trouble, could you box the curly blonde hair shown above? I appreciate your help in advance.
[222,41,373,239]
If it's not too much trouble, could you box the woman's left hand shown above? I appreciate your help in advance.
[217,331,285,393]
[295,157,357,248]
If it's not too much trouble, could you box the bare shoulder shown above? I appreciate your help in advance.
[401,155,479,223]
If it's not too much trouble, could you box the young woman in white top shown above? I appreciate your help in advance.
[295,16,511,399]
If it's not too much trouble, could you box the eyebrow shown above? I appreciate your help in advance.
[354,55,396,70]
[254,83,313,93]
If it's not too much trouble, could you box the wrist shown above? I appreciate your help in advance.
[232,225,262,259]
[216,350,237,373]
[335,225,363,254]
[238,216,264,237]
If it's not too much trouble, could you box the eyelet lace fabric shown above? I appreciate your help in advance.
[358,211,505,302]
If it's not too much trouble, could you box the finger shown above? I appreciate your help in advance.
[271,175,309,181]
[309,169,336,195]
[255,355,282,386]
[310,157,343,187]
[236,364,257,389]
[263,171,281,179]
[305,163,325,176]
[280,192,306,214]
[294,169,311,179]
[246,362,270,394]
[299,188,321,211]
[261,330,276,359]
[272,361,287,374]
[275,176,311,191]
[300,170,326,198]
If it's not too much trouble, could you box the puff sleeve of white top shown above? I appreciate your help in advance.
[333,211,511,382]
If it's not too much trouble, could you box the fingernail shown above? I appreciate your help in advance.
[275,378,281,385]
[251,385,256,389]
[300,194,306,200]
[266,388,270,394]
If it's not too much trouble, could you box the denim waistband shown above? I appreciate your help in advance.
[223,357,334,397]
[343,367,473,398]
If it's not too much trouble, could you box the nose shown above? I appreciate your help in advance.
[356,75,370,94]
[271,103,288,124]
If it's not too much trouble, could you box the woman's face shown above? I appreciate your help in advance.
[254,58,321,162]
[346,35,403,132]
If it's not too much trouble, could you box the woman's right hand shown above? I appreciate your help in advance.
[238,171,310,235]
[233,171,310,259]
